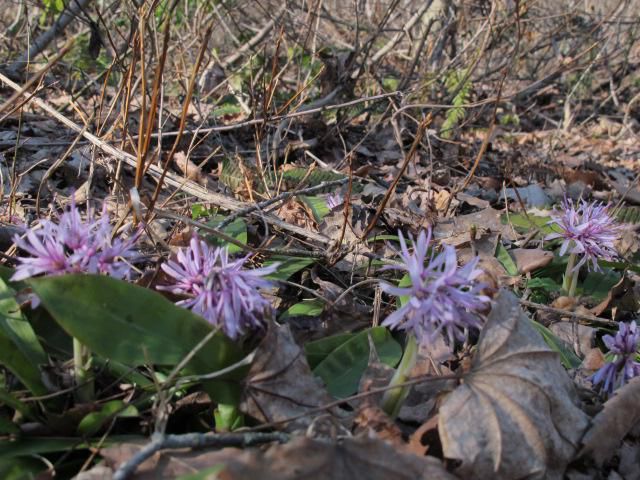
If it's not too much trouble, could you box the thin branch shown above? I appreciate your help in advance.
[112,431,289,480]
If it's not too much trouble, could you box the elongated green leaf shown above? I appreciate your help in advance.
[29,275,243,402]
[0,416,18,435]
[0,327,47,396]
[299,195,330,222]
[279,299,324,321]
[0,388,33,419]
[526,277,560,291]
[0,277,46,366]
[312,327,402,398]
[0,435,143,460]
[206,215,247,254]
[495,244,518,276]
[305,332,353,369]
[77,400,138,436]
[529,320,581,369]
[264,256,314,281]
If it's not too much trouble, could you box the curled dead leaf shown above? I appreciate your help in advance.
[438,290,589,479]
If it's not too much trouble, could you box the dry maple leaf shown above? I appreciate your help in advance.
[438,289,589,480]
[580,376,640,466]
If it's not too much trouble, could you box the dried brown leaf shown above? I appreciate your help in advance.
[439,289,589,480]
[511,248,554,274]
[580,377,640,466]
[102,436,457,480]
[240,323,348,432]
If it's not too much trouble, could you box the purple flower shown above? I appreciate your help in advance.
[326,192,343,210]
[12,199,138,283]
[545,198,620,272]
[592,321,640,395]
[159,235,278,339]
[380,229,491,347]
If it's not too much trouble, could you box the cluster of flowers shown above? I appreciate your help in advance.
[12,199,277,339]
[546,197,620,272]
[12,199,138,283]
[592,321,640,394]
[380,229,490,347]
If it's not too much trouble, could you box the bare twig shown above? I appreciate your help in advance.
[519,299,617,327]
[113,431,289,480]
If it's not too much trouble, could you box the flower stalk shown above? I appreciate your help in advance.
[73,338,94,402]
[381,333,418,417]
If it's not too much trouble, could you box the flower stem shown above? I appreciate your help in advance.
[381,334,418,417]
[562,253,576,293]
[73,338,93,402]
[568,264,580,298]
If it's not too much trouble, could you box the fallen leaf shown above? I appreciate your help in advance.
[438,289,589,480]
[434,207,517,247]
[511,248,554,273]
[580,377,640,466]
[240,323,348,431]
[590,274,638,317]
[503,184,551,208]
[102,436,458,480]
[549,322,594,358]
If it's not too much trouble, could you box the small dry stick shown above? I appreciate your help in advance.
[361,114,432,240]
[218,178,348,229]
[113,432,289,480]
[519,299,617,327]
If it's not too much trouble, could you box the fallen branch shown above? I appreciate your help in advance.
[112,431,289,480]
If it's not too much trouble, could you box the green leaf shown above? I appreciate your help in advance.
[305,332,353,369]
[495,243,519,276]
[0,457,47,480]
[191,204,210,220]
[206,215,247,254]
[311,327,402,398]
[0,388,33,420]
[29,275,243,402]
[299,195,330,222]
[526,277,560,291]
[502,213,555,235]
[0,277,47,367]
[77,400,138,437]
[529,320,582,369]
[214,403,244,431]
[279,299,324,320]
[0,435,143,461]
[264,256,314,281]
[581,270,620,302]
[0,323,47,396]
[0,416,19,435]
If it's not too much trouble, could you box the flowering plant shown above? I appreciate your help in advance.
[11,197,139,401]
[380,229,490,347]
[160,235,278,339]
[545,198,620,296]
[12,198,138,283]
[592,321,640,395]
